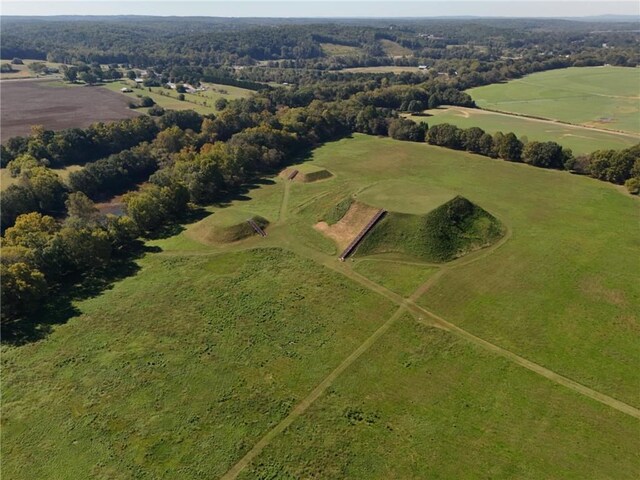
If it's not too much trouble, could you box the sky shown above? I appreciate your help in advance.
[1,1,639,18]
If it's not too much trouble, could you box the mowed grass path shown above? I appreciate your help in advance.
[2,135,638,478]
[468,66,640,134]
[1,249,396,478]
[238,319,639,479]
[406,106,640,154]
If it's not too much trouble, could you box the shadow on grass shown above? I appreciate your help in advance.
[1,241,161,346]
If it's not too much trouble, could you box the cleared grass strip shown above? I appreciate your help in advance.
[220,303,408,480]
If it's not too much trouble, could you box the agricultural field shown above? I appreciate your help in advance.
[0,80,138,141]
[379,39,413,57]
[320,43,362,56]
[101,80,254,116]
[468,66,640,134]
[405,107,640,154]
[3,134,638,478]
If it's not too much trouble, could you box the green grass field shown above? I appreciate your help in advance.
[379,39,413,57]
[101,80,253,115]
[468,66,640,134]
[320,43,362,56]
[406,107,640,155]
[1,165,82,191]
[3,134,638,478]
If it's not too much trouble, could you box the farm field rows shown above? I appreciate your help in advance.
[467,66,640,134]
[0,80,139,141]
[406,106,640,154]
[2,135,638,478]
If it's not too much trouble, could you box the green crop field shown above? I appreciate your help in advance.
[468,66,640,134]
[3,134,638,478]
[406,107,640,155]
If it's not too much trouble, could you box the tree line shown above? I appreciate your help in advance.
[2,59,638,336]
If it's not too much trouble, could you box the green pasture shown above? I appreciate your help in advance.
[3,134,638,478]
[406,107,639,154]
[1,165,82,191]
[379,39,413,57]
[100,80,253,115]
[468,66,640,134]
[320,43,362,56]
[352,260,437,297]
[238,318,639,479]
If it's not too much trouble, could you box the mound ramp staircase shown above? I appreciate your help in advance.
[339,209,386,261]
[247,218,267,237]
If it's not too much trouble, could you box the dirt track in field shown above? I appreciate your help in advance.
[1,80,139,141]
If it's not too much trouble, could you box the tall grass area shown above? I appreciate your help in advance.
[238,318,640,479]
[357,196,504,262]
[1,249,396,478]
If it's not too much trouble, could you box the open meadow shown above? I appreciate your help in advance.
[101,80,254,116]
[468,66,640,134]
[3,134,638,478]
[406,106,640,154]
[0,80,138,141]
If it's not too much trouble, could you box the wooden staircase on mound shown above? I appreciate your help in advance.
[339,209,386,261]
[247,218,267,237]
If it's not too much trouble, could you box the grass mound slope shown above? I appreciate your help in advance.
[356,196,504,262]
[280,165,333,183]
[188,210,269,244]
[324,196,354,225]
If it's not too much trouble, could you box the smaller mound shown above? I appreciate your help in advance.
[355,196,504,262]
[280,165,333,183]
[314,201,380,250]
[188,211,269,244]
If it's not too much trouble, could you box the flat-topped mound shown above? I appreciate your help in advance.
[355,196,505,262]
[280,164,333,183]
[314,200,380,250]
[357,180,457,214]
[187,209,269,244]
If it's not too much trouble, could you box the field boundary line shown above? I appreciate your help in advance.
[410,305,640,419]
[219,304,409,480]
[469,106,640,138]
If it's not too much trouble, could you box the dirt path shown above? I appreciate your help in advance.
[412,312,640,419]
[278,180,291,223]
[450,106,640,139]
[217,235,640,479]
[220,304,409,480]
